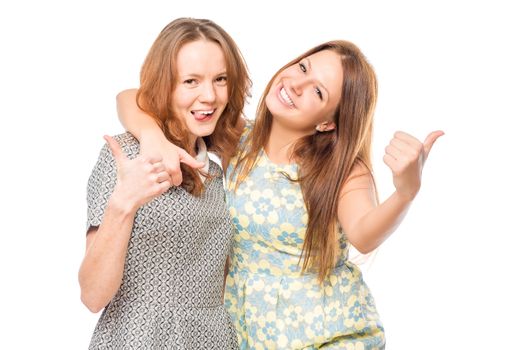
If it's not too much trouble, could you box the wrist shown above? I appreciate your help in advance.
[108,190,139,217]
[393,189,417,204]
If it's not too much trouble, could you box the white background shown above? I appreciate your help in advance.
[1,0,522,349]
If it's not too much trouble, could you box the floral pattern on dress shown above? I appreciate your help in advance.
[224,123,385,350]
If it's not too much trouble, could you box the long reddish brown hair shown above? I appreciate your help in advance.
[137,18,251,195]
[234,41,377,281]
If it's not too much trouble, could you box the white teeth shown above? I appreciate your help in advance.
[279,87,294,107]
[192,110,214,115]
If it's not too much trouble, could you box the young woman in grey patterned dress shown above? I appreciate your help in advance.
[78,18,250,349]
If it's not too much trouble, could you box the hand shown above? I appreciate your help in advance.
[383,130,444,201]
[140,133,205,187]
[105,135,172,210]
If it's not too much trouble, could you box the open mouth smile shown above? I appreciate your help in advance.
[278,86,295,108]
[191,109,215,121]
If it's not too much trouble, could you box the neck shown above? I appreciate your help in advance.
[265,120,311,164]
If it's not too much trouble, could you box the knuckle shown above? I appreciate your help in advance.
[167,165,179,173]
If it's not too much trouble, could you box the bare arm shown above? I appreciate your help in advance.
[338,130,444,253]
[117,89,164,143]
[117,89,204,186]
[337,174,412,254]
[78,136,171,313]
[79,197,137,313]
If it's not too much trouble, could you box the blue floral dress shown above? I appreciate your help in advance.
[224,124,385,349]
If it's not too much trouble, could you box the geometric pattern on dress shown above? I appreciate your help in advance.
[86,133,238,349]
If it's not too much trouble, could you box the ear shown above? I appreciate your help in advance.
[315,121,336,132]
[324,121,336,131]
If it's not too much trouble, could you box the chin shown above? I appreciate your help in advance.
[192,126,217,138]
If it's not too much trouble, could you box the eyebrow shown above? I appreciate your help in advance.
[179,70,228,79]
[305,58,328,96]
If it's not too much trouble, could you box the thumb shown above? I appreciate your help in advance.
[104,135,125,166]
[179,148,205,169]
[423,130,445,159]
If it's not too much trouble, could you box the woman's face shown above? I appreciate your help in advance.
[171,40,228,142]
[266,49,343,133]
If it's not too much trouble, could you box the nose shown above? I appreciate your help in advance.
[289,76,309,96]
[199,81,216,103]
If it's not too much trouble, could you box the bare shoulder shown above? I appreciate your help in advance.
[341,161,375,195]
[350,161,372,177]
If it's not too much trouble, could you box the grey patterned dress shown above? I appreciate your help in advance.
[86,133,238,349]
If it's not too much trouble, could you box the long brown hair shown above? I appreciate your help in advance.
[137,18,251,195]
[234,41,377,281]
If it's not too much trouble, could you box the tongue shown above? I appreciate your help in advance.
[193,112,212,121]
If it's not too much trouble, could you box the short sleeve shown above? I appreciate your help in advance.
[86,143,117,232]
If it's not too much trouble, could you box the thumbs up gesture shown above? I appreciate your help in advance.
[383,130,444,201]
[105,135,172,211]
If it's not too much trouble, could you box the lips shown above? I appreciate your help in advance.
[277,85,295,108]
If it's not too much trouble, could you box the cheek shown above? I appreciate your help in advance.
[172,90,196,110]
[217,86,229,105]
[266,85,282,108]
[305,105,327,125]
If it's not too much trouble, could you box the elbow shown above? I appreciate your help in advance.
[116,88,131,100]
[116,88,137,104]
[350,240,378,255]
[345,230,381,255]
[81,292,105,314]
[352,244,375,255]
[79,286,108,313]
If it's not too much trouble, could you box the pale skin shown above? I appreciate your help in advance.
[117,49,444,257]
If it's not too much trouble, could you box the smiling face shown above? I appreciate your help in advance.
[265,49,344,134]
[171,39,228,145]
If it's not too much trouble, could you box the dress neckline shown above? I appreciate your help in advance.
[260,149,298,176]
[261,148,297,168]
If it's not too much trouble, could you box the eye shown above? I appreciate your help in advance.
[183,78,198,86]
[215,75,228,86]
[299,62,307,73]
[315,87,323,100]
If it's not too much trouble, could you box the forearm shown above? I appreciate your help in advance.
[116,89,163,141]
[349,191,413,253]
[78,195,137,312]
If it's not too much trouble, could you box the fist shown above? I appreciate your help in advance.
[383,130,444,200]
